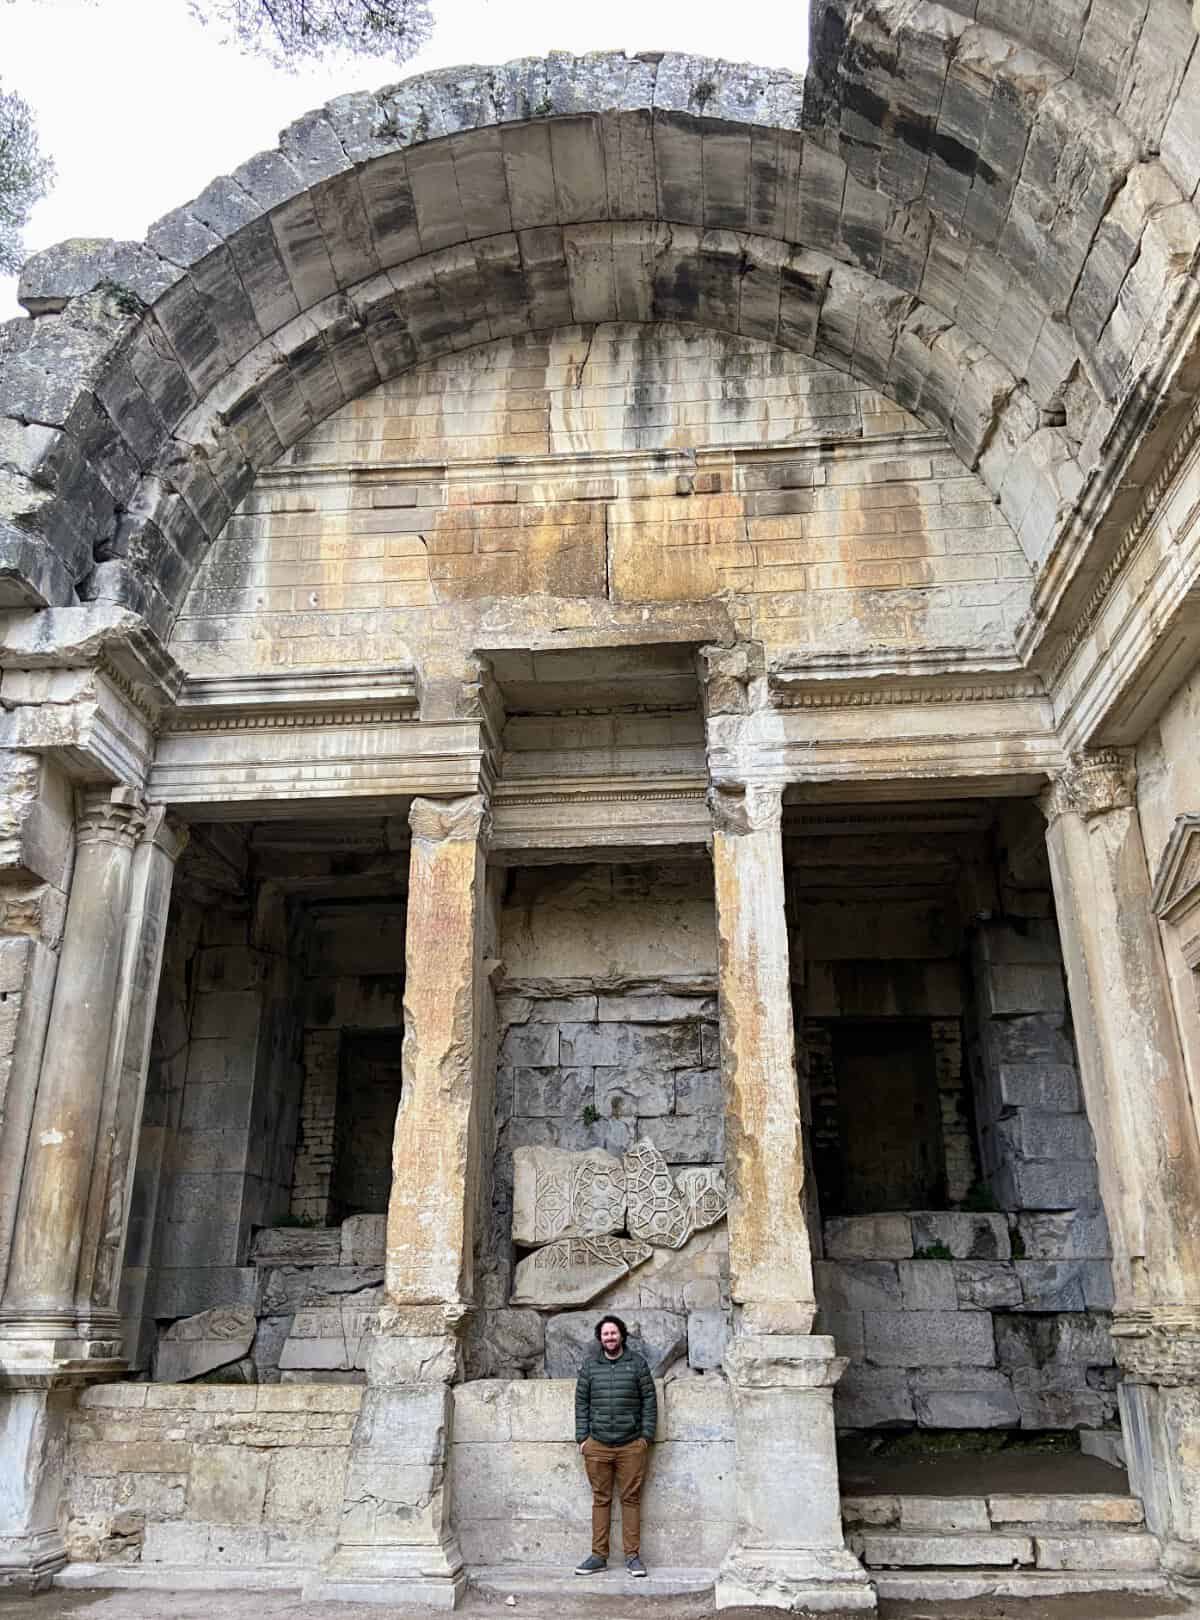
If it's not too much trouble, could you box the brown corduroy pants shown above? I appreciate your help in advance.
[581,1435,649,1556]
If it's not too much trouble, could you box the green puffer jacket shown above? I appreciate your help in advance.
[575,1347,657,1446]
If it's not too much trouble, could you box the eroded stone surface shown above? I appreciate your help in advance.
[155,1306,256,1382]
[511,1146,626,1245]
[510,1236,653,1307]
[624,1138,692,1250]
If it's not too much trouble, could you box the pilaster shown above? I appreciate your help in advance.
[1042,749,1200,1571]
[709,780,874,1613]
[0,786,147,1378]
[310,792,491,1610]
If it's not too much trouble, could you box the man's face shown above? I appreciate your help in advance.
[599,1321,623,1356]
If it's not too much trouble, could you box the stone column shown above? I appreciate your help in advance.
[0,785,146,1372]
[709,782,874,1614]
[1043,750,1200,1575]
[312,793,490,1611]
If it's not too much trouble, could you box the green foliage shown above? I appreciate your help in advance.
[1010,1226,1026,1259]
[961,1179,1001,1212]
[190,0,433,70]
[912,1241,953,1260]
[581,1104,600,1127]
[0,80,53,275]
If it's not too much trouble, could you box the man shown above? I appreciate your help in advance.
[574,1313,657,1578]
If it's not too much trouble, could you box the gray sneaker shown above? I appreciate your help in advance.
[575,1554,607,1575]
[626,1555,647,1577]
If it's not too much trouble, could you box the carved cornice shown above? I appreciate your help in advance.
[708,780,783,837]
[409,793,491,846]
[772,678,1046,710]
[1049,397,1200,686]
[1150,813,1200,923]
[1040,748,1136,826]
[167,705,418,734]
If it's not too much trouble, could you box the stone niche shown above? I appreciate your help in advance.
[473,859,731,1382]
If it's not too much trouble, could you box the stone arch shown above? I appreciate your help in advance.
[2,26,1197,638]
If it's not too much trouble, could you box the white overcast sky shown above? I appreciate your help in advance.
[1,0,809,318]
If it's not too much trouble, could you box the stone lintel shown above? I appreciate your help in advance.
[1112,1312,1200,1384]
[491,780,710,859]
[149,716,489,811]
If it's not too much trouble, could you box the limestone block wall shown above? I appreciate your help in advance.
[476,860,727,1376]
[169,324,1031,676]
[64,1383,361,1571]
[452,1377,734,1569]
[818,1212,1116,1432]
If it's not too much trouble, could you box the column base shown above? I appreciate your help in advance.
[305,1542,466,1609]
[0,1530,67,1593]
[716,1546,876,1613]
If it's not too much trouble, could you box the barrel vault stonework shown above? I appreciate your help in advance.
[2,3,1200,1611]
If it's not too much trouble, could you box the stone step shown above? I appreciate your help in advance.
[843,1489,1145,1532]
[873,1569,1169,1603]
[469,1565,715,1611]
[57,1563,303,1592]
[852,1527,1161,1574]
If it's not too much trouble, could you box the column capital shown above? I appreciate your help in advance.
[1040,748,1135,826]
[708,780,783,837]
[1113,1311,1200,1384]
[408,793,491,846]
[75,785,146,850]
[141,804,189,864]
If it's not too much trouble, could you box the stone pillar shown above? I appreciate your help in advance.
[1043,750,1200,1575]
[709,782,874,1614]
[0,785,146,1372]
[312,793,490,1611]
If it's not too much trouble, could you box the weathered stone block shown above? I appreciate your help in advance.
[912,1212,1010,1260]
[513,1065,595,1118]
[664,1374,734,1441]
[252,1227,342,1266]
[155,1306,255,1383]
[864,1310,996,1368]
[258,1264,383,1314]
[643,1112,724,1164]
[855,1531,1033,1567]
[559,1021,700,1069]
[897,1261,956,1310]
[989,1494,1143,1527]
[899,1497,989,1532]
[954,1262,1023,1311]
[595,1066,673,1118]
[511,1236,652,1307]
[825,1214,913,1260]
[463,1309,545,1380]
[1013,1261,1087,1312]
[1011,1211,1110,1261]
[187,1444,269,1524]
[1033,1533,1161,1571]
[625,1138,691,1248]
[675,1166,727,1233]
[688,1308,730,1369]
[816,1260,902,1312]
[835,1367,916,1427]
[512,1145,626,1244]
[264,1447,348,1529]
[597,992,715,1022]
[995,1063,1082,1113]
[500,1024,559,1066]
[507,1379,577,1442]
[278,1302,380,1370]
[675,1067,722,1113]
[545,1308,686,1379]
[909,1369,1021,1428]
[997,1159,1100,1211]
[339,1213,386,1266]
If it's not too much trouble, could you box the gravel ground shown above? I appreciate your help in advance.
[0,1586,1196,1620]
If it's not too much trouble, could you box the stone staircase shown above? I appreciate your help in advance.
[844,1489,1167,1601]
